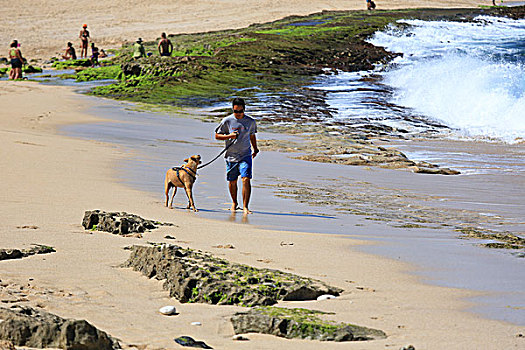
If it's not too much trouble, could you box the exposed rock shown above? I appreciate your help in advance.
[0,245,55,261]
[410,166,460,175]
[231,306,386,342]
[0,305,119,349]
[456,227,525,250]
[123,245,343,307]
[82,210,173,235]
[174,336,212,349]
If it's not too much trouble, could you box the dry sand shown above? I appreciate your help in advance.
[1,0,486,60]
[0,81,523,349]
[1,1,524,349]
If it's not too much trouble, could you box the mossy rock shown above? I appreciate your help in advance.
[123,244,343,307]
[231,306,386,341]
[75,65,121,81]
[23,65,43,73]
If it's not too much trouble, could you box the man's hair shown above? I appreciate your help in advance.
[10,42,17,48]
[161,32,166,38]
[232,97,245,108]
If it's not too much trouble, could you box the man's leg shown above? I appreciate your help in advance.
[228,180,239,211]
[241,177,252,214]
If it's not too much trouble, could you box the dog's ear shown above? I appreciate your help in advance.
[184,158,189,163]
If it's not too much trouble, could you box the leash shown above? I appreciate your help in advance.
[198,139,237,170]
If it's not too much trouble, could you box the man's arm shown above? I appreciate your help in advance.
[215,131,238,141]
[157,41,161,54]
[250,134,259,158]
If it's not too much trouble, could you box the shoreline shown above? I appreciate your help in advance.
[64,93,525,326]
[1,81,523,349]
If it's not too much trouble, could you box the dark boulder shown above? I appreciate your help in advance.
[82,210,172,235]
[0,305,120,349]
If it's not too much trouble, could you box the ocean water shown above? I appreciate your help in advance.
[369,16,525,144]
[310,16,525,144]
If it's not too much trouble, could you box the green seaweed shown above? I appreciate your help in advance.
[75,65,121,81]
[52,59,93,69]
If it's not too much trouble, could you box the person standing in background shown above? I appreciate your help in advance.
[8,40,24,80]
[79,24,90,58]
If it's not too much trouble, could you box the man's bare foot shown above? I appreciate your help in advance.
[230,203,241,211]
[243,207,253,214]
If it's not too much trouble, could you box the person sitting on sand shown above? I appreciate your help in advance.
[99,48,107,58]
[366,0,376,10]
[90,43,99,67]
[158,32,173,57]
[8,40,24,80]
[62,42,77,60]
[214,97,259,215]
[133,38,146,59]
[79,24,90,58]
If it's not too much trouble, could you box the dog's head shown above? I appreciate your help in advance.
[184,155,201,166]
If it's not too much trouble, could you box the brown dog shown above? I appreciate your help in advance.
[164,155,201,211]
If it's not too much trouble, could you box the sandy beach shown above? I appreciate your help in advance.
[1,1,524,349]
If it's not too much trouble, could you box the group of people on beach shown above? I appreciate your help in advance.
[61,24,107,66]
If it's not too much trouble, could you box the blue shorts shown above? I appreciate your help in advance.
[226,156,252,181]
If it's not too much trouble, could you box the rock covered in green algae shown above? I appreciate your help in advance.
[123,244,343,307]
[230,306,386,341]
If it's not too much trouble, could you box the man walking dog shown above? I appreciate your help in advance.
[215,98,259,214]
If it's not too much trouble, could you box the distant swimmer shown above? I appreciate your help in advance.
[158,32,173,57]
[62,42,77,60]
[8,40,24,80]
[133,38,146,59]
[79,24,90,58]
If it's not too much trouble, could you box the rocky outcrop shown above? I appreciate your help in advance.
[0,245,55,261]
[0,305,119,349]
[82,210,173,235]
[123,244,343,307]
[231,306,386,341]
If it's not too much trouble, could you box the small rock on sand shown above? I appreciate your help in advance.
[159,305,177,315]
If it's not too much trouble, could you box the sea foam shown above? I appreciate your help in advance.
[369,16,525,143]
